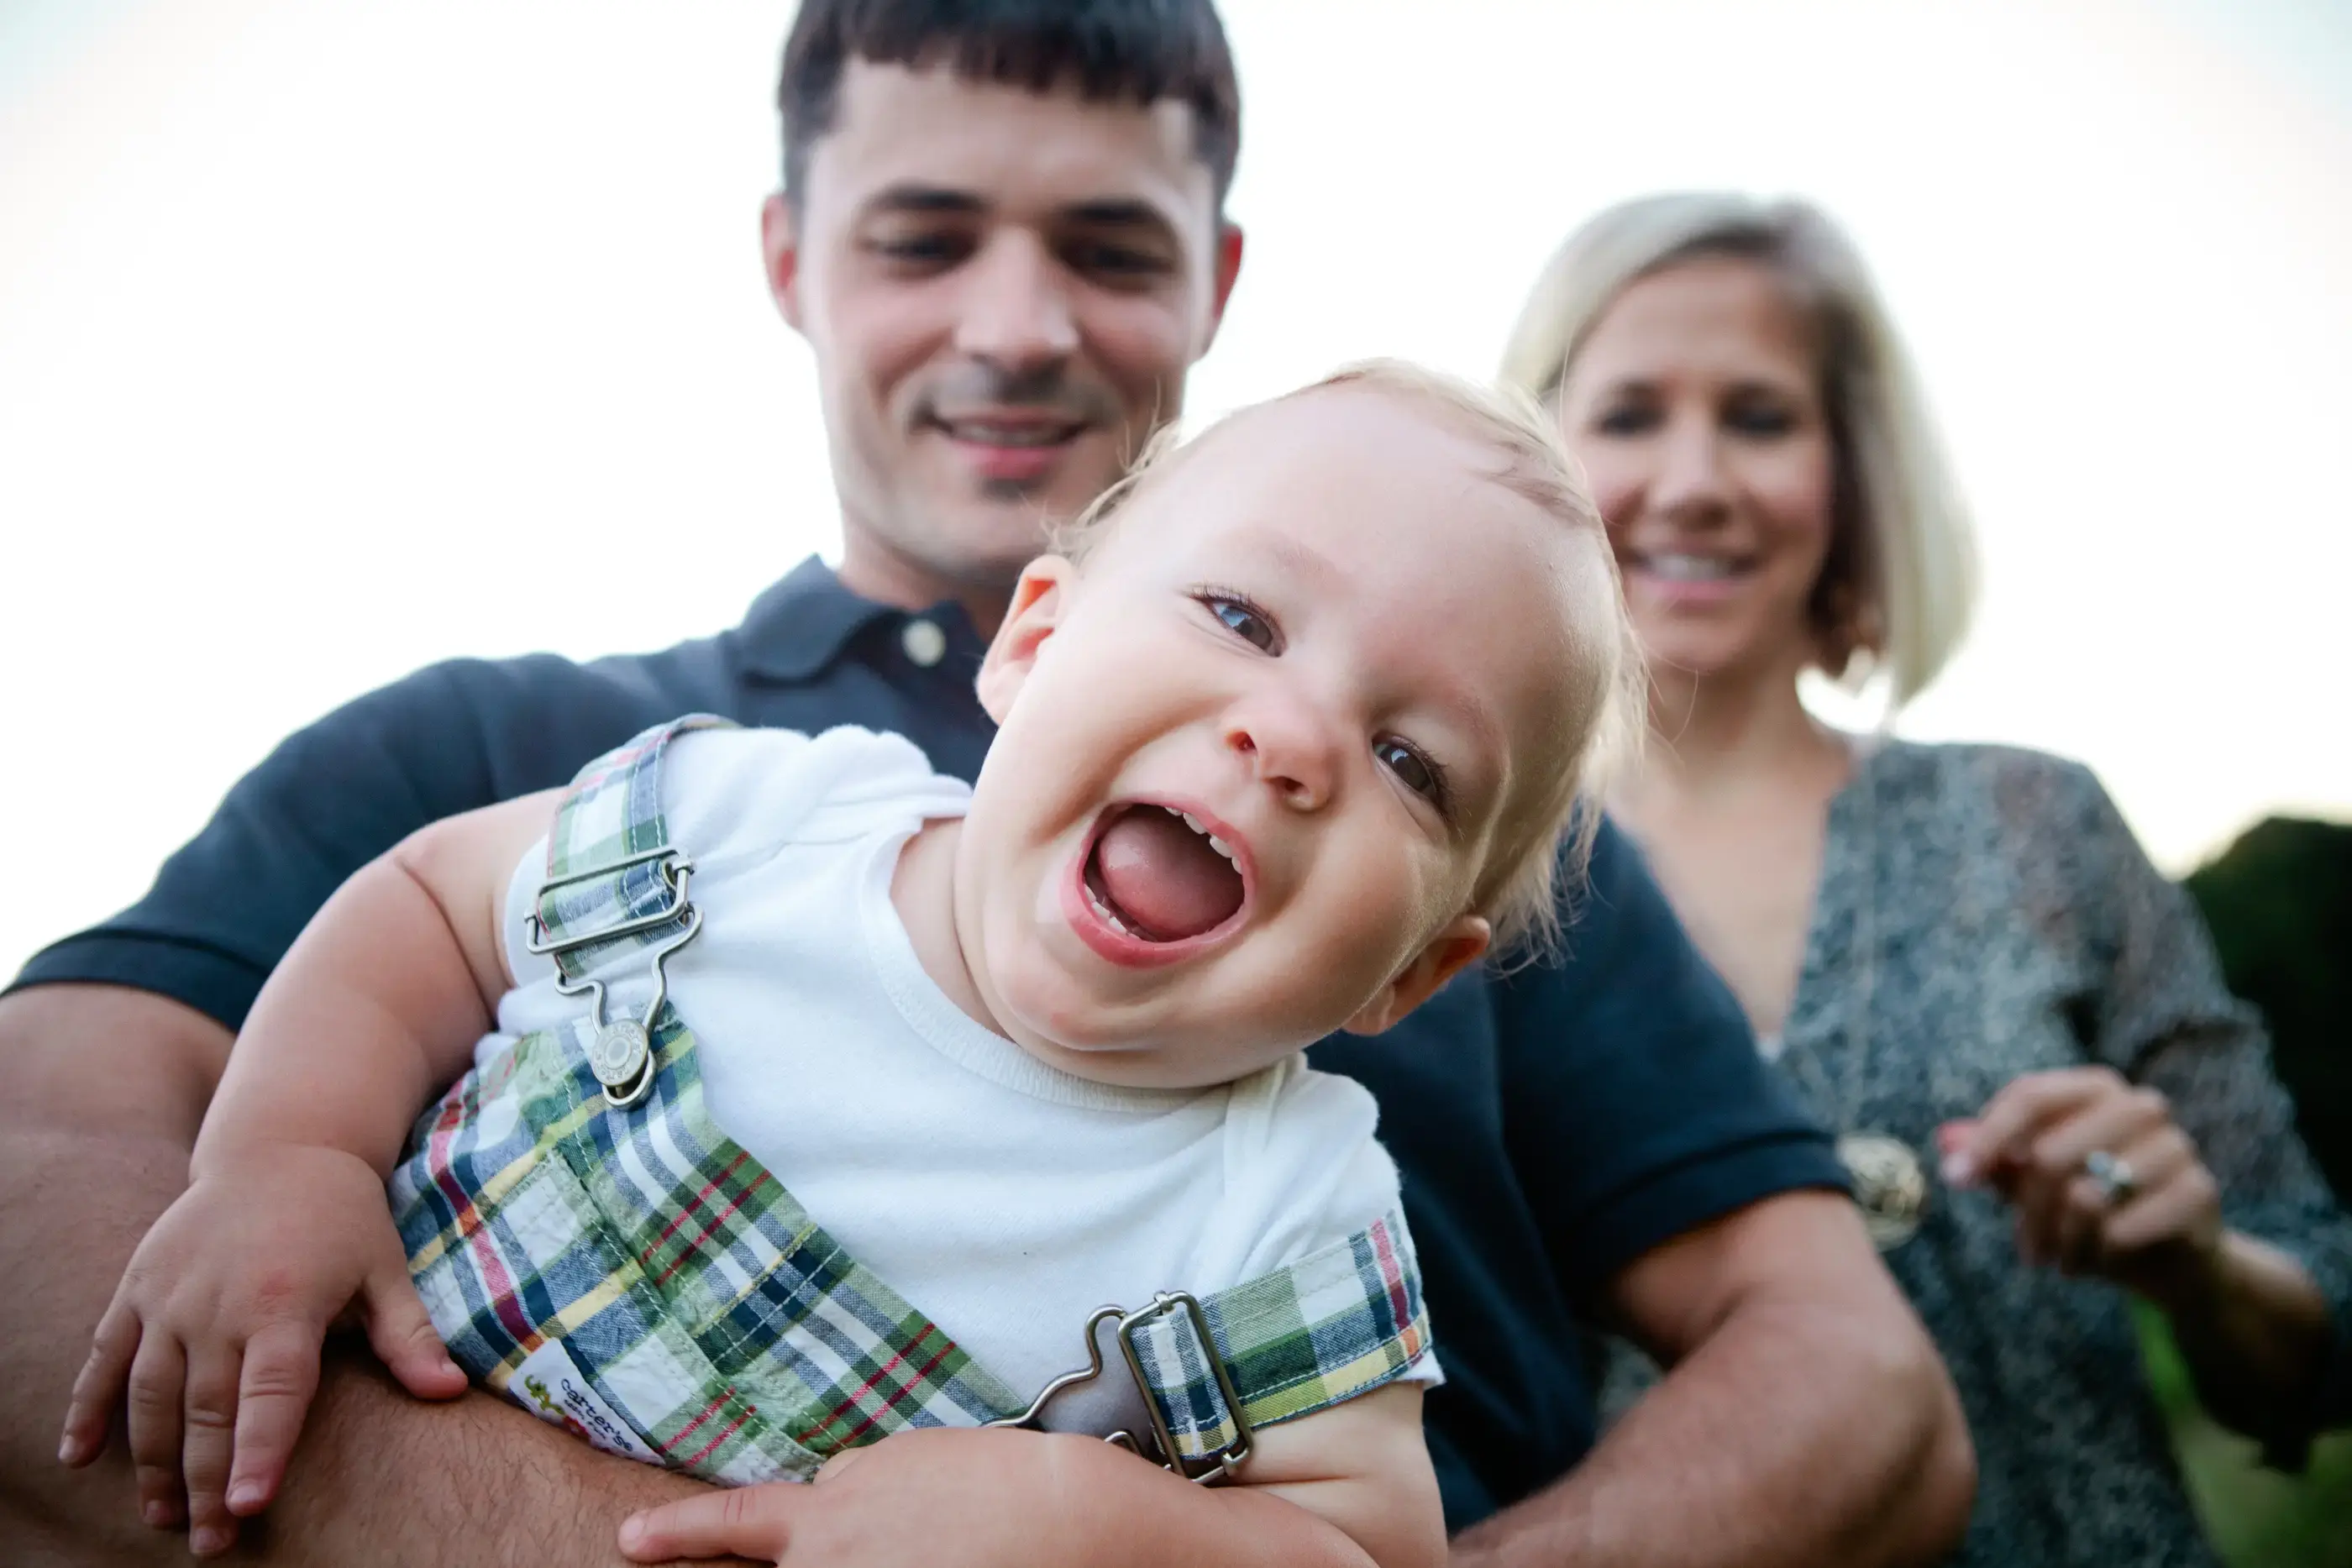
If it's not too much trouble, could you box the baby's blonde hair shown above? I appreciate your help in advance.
[1053,359,1646,959]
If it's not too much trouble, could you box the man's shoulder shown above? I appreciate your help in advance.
[280,633,748,791]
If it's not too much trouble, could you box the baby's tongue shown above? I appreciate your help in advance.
[1094,808,1243,941]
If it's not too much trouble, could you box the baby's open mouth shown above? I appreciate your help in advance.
[1082,804,1245,942]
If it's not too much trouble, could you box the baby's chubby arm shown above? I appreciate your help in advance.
[1227,1382,1445,1568]
[56,789,562,1556]
[614,1381,1444,1568]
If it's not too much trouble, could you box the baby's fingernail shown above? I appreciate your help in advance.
[618,1513,648,1549]
[1940,1152,1976,1187]
[228,1481,261,1511]
[57,1434,81,1465]
[192,1524,230,1555]
[143,1501,172,1529]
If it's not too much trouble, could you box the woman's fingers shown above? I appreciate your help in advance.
[123,1329,189,1529]
[180,1342,245,1556]
[58,1296,143,1467]
[1949,1069,2100,1184]
[2102,1128,2215,1256]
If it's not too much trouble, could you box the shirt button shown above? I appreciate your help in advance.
[900,618,948,669]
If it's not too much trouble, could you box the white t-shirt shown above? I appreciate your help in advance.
[486,725,1434,1438]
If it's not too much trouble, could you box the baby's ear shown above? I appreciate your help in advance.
[975,556,1076,722]
[1344,915,1491,1036]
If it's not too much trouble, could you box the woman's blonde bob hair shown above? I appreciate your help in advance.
[1499,192,1977,708]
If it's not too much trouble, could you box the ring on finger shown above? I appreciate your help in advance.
[2083,1149,2138,1206]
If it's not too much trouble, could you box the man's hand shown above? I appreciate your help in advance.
[58,1142,465,1556]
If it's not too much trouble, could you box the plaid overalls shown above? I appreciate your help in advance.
[390,719,1433,1487]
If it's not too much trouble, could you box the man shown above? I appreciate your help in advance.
[0,4,1972,1564]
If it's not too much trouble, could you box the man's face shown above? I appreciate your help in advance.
[767,61,1241,620]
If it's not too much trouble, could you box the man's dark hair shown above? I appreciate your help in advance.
[777,0,1241,212]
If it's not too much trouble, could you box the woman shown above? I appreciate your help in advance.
[1500,193,2351,1565]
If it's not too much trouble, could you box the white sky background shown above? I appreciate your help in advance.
[3,0,2349,979]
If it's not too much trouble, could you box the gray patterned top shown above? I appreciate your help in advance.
[1614,739,2352,1566]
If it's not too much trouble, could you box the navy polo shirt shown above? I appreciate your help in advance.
[14,556,1843,1531]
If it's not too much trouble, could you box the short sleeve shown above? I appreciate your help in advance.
[2044,762,2352,1455]
[496,724,968,995]
[12,661,513,1030]
[1217,1060,1441,1387]
[657,725,968,865]
[1494,819,1846,1302]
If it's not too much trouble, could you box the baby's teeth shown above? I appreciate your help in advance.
[1208,836,1232,860]
[1181,811,1205,832]
[1088,889,1131,936]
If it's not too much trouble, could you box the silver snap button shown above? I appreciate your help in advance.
[590,1020,651,1089]
[900,618,948,669]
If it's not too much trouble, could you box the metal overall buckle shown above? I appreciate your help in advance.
[986,1292,1255,1484]
[524,847,701,1109]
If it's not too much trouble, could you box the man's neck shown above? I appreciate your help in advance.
[837,534,1017,640]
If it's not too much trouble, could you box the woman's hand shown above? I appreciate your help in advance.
[1940,1065,2223,1307]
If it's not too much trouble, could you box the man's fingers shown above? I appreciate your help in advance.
[224,1323,324,1518]
[59,1298,143,1467]
[180,1343,244,1556]
[618,1481,800,1561]
[124,1329,189,1529]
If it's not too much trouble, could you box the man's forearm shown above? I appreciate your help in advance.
[0,985,745,1568]
[1452,1299,1967,1567]
[262,1353,752,1567]
[1451,1196,1974,1568]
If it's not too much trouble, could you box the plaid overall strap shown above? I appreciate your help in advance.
[1116,1209,1431,1478]
[396,716,1025,1485]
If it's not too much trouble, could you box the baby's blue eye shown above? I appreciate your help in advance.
[1376,739,1441,804]
[1207,596,1278,652]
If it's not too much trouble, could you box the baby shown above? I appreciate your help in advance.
[61,361,1638,1566]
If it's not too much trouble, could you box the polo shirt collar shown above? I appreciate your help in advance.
[736,554,985,683]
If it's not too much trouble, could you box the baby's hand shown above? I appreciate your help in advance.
[56,1142,467,1557]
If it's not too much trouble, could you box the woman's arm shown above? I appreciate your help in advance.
[1948,760,2351,1454]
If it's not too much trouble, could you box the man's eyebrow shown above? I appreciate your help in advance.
[1061,198,1179,238]
[860,183,985,218]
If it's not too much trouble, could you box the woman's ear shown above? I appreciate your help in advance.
[1344,915,1491,1036]
[975,556,1076,723]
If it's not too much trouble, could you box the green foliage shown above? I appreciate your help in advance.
[2139,1309,2352,1568]
[2158,818,2352,1566]
[2182,817,2352,1199]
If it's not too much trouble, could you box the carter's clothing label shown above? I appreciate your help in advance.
[507,1339,658,1463]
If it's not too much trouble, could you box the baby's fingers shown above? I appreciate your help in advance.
[59,1297,143,1468]
[180,1343,244,1557]
[123,1330,188,1530]
[363,1265,465,1401]
[224,1322,324,1519]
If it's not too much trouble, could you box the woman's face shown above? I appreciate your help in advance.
[1557,255,1837,688]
